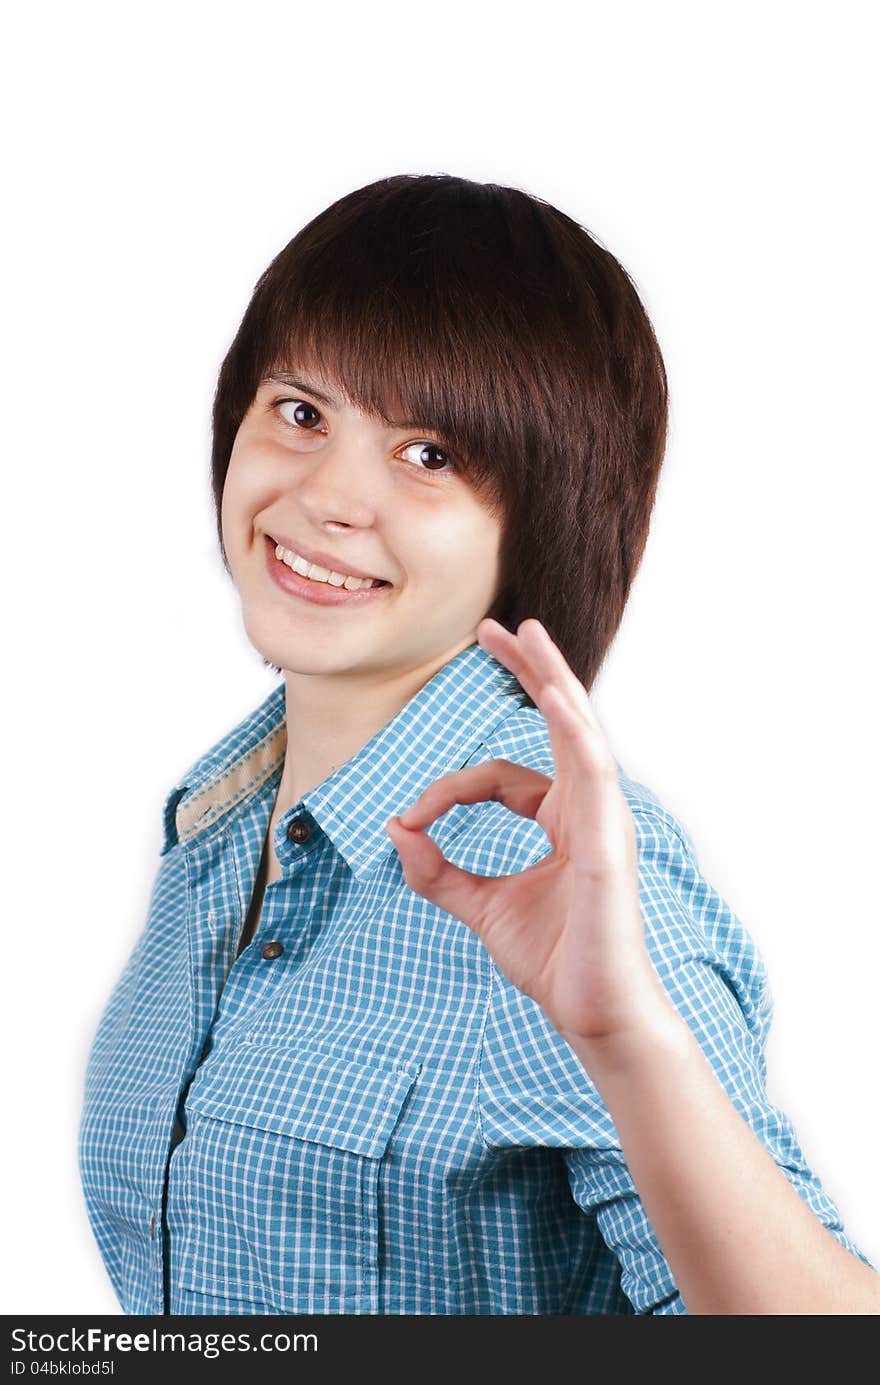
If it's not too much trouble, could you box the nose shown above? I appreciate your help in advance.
[293,439,385,530]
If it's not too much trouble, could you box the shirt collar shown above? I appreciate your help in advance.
[161,642,527,879]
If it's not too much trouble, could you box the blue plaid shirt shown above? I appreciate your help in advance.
[79,641,873,1314]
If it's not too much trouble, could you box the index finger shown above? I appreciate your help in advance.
[395,758,552,831]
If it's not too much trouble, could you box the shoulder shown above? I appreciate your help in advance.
[446,701,700,874]
[447,701,771,1032]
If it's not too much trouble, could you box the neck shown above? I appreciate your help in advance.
[275,639,474,810]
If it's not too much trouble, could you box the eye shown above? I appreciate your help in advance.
[272,396,456,474]
[274,397,324,431]
[399,441,456,474]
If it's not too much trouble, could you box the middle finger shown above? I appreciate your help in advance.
[479,618,600,731]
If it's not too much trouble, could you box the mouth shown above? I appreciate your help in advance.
[264,535,393,607]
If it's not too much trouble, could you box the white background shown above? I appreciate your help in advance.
[2,0,877,1313]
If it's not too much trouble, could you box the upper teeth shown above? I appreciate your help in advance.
[274,544,383,590]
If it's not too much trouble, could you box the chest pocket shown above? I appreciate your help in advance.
[173,1039,421,1314]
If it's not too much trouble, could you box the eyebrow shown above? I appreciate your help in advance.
[260,371,428,431]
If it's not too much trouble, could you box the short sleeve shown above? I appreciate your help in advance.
[478,806,875,1314]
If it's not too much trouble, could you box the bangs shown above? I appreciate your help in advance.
[235,176,602,517]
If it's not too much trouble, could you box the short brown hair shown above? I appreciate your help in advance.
[211,173,668,705]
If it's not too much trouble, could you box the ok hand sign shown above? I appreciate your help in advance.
[386,618,670,1046]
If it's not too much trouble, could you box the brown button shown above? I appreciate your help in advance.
[149,1215,156,1240]
[287,816,312,844]
[261,939,284,960]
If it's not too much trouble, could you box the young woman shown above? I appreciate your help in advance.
[79,173,878,1315]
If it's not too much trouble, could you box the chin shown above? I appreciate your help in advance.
[243,620,369,680]
[250,636,345,678]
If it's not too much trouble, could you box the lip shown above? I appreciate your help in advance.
[264,534,393,607]
[266,532,387,584]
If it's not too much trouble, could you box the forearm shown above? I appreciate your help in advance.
[564,1009,880,1314]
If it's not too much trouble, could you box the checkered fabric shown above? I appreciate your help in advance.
[79,641,873,1314]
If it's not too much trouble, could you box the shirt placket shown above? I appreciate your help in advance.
[209,807,326,1036]
[161,803,327,1311]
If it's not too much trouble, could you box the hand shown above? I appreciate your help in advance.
[385,617,672,1046]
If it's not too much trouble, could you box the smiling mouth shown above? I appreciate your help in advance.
[268,536,390,589]
[264,535,393,605]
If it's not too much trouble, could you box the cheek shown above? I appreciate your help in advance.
[408,512,502,599]
[219,469,238,534]
[221,450,267,541]
[219,479,246,568]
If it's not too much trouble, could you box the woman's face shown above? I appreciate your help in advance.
[221,365,505,681]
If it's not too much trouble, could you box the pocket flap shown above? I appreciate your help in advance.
[184,1041,421,1159]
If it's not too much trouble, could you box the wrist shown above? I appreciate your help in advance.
[558,995,694,1086]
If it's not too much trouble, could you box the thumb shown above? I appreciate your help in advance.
[386,815,494,928]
